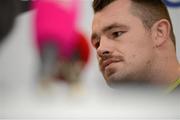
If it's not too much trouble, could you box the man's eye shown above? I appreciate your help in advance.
[112,31,123,38]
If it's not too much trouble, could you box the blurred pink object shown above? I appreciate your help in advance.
[32,0,81,60]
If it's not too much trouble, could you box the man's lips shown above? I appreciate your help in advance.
[100,58,123,71]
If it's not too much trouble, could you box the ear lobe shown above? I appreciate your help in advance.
[151,19,171,48]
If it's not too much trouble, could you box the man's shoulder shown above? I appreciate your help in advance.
[166,78,180,93]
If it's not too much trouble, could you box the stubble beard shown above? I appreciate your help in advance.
[102,63,152,87]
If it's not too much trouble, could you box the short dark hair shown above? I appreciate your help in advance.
[92,0,176,47]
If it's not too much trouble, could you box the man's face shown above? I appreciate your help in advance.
[91,0,156,86]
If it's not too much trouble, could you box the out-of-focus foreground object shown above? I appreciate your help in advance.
[0,0,32,44]
[0,0,20,43]
[32,0,90,93]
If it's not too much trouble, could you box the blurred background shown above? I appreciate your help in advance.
[0,0,179,119]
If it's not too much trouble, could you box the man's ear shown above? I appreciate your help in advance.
[151,19,171,48]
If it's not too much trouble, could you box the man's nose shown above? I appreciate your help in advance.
[97,38,112,59]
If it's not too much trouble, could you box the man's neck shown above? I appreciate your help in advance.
[150,58,179,86]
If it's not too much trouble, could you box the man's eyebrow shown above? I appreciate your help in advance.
[102,23,129,33]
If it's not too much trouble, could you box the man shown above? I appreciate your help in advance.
[91,0,180,92]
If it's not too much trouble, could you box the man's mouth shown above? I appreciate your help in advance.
[100,57,123,71]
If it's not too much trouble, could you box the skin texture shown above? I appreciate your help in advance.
[91,0,180,87]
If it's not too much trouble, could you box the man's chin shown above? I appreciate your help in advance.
[105,73,150,88]
[104,72,125,86]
